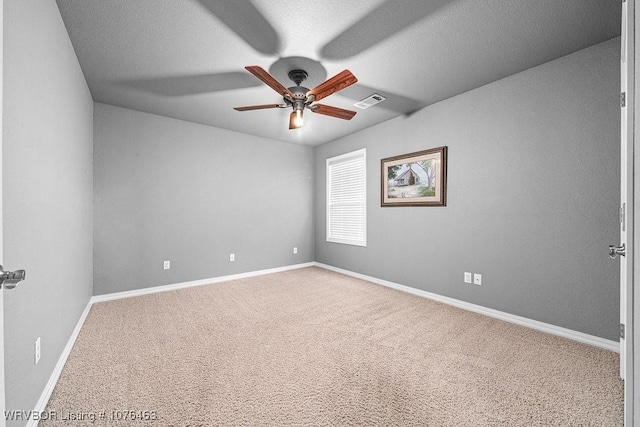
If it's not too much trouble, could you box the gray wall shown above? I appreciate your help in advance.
[93,103,314,295]
[314,38,620,341]
[3,0,93,422]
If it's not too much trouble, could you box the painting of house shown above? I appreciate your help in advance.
[392,163,429,187]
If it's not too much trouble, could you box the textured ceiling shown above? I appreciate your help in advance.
[55,0,620,146]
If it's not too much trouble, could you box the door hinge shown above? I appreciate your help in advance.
[621,92,626,108]
[620,323,625,339]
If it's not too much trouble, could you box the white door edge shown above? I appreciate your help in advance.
[621,0,635,425]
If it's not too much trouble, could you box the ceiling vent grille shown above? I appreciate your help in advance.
[354,93,386,109]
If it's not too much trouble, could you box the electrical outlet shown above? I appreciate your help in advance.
[293,247,298,254]
[474,273,482,286]
[464,272,472,283]
[163,260,170,270]
[230,253,235,262]
[35,337,41,365]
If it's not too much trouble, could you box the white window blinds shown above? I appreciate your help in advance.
[326,149,366,246]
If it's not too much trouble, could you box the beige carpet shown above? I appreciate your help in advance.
[42,267,622,426]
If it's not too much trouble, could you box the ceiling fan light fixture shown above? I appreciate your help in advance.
[236,66,358,130]
[289,110,303,129]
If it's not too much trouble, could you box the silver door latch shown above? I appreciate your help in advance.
[0,265,26,289]
[609,244,626,259]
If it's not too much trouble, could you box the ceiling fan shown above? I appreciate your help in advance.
[234,66,358,130]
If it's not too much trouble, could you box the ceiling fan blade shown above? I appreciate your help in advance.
[310,104,357,120]
[234,104,286,111]
[245,66,294,98]
[307,70,358,102]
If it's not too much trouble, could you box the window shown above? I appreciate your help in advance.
[326,148,366,246]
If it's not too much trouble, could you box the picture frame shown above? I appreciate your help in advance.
[381,146,447,207]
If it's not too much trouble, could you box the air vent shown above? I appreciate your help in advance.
[354,93,386,109]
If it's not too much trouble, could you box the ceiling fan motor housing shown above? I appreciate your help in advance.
[285,70,312,110]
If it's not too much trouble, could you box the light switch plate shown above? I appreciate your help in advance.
[474,273,482,286]
[464,272,472,283]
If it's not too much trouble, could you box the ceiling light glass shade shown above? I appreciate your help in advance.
[289,110,303,129]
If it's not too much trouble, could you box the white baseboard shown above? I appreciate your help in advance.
[27,300,93,427]
[313,263,619,353]
[91,262,316,303]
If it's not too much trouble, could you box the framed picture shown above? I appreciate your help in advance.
[381,146,447,207]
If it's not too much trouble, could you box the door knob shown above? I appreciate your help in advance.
[0,265,26,289]
[609,244,626,259]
